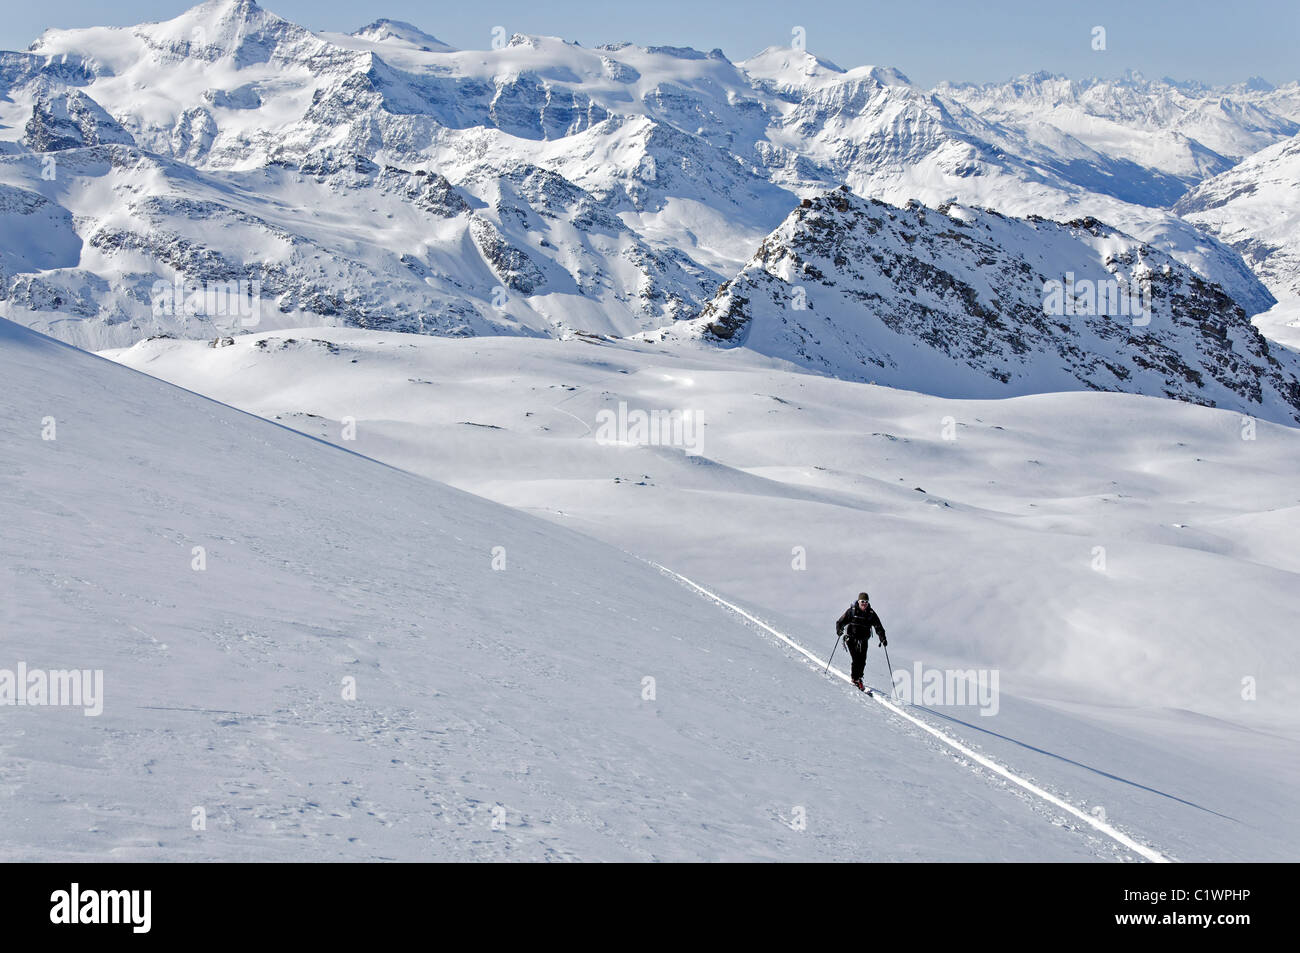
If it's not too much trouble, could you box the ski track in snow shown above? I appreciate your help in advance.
[101,327,1300,860]
[648,560,1173,863]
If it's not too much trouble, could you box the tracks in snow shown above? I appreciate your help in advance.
[648,560,1172,864]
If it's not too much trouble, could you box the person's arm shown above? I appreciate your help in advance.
[836,606,852,636]
[872,609,887,646]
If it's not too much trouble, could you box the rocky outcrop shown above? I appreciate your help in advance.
[22,91,135,152]
[649,188,1300,423]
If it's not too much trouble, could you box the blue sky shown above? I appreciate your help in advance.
[3,0,1296,88]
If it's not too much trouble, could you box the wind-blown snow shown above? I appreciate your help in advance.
[10,314,1201,861]
[99,324,1300,861]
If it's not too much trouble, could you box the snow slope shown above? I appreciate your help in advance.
[5,314,1188,862]
[102,325,1300,861]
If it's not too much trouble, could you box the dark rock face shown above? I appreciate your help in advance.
[377,166,471,218]
[23,91,135,152]
[469,216,545,295]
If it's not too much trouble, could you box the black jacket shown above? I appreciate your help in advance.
[836,603,885,643]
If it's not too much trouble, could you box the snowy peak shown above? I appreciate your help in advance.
[140,0,285,44]
[27,0,327,73]
[739,46,847,90]
[350,19,455,53]
[740,45,913,92]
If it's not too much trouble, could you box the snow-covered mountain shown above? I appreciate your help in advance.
[0,0,1281,352]
[0,142,726,349]
[1175,132,1300,303]
[643,188,1300,423]
[940,71,1300,181]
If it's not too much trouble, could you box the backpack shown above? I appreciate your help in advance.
[844,603,870,639]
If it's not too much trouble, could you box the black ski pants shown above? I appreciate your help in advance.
[845,635,869,681]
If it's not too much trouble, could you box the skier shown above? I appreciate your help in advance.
[836,592,886,692]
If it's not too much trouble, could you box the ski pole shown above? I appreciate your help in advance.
[824,634,842,674]
[882,642,896,699]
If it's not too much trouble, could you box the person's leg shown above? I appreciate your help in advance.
[850,638,866,681]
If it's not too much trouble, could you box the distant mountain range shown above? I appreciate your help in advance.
[1,0,1297,418]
